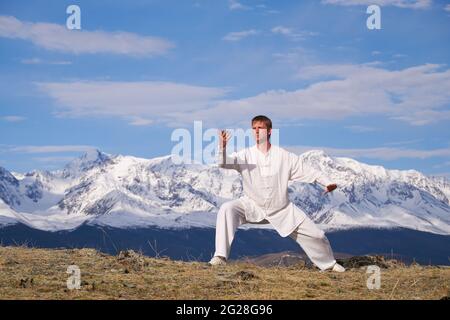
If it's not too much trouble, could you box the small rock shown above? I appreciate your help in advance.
[19,278,33,288]
[235,271,258,281]
[117,250,147,271]
[6,259,19,266]
[336,255,399,269]
[307,283,318,289]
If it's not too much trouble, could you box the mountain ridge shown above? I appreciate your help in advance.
[0,148,449,234]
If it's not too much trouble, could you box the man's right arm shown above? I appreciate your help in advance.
[217,130,242,171]
[217,147,243,171]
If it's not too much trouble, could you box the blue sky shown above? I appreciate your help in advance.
[0,0,450,177]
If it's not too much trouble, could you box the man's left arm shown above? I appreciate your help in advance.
[288,152,337,194]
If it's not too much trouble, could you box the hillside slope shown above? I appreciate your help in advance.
[0,246,448,300]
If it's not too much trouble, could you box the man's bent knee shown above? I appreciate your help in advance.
[293,225,327,241]
[217,200,244,224]
[218,200,241,214]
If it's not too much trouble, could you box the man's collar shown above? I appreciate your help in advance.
[252,143,274,156]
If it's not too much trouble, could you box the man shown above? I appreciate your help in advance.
[209,115,345,272]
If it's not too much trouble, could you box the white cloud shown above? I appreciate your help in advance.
[390,109,450,126]
[0,15,174,57]
[271,26,317,41]
[271,26,292,36]
[1,145,99,168]
[383,139,422,146]
[345,125,378,132]
[33,156,77,163]
[36,81,228,125]
[445,4,450,12]
[229,0,251,10]
[223,29,259,41]
[21,58,72,65]
[35,63,450,128]
[1,116,26,122]
[433,161,450,169]
[322,0,432,9]
[7,145,95,154]
[294,63,450,125]
[228,1,279,14]
[21,58,43,64]
[183,63,450,127]
[272,47,317,66]
[128,117,154,126]
[286,145,450,161]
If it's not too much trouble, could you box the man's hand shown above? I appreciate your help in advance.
[323,183,337,195]
[218,129,231,150]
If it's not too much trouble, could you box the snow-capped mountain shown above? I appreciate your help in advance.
[0,149,449,235]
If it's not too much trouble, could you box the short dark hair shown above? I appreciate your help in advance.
[251,115,272,130]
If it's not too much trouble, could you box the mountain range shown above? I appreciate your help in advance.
[1,148,449,235]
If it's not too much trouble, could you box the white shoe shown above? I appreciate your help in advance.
[331,262,345,273]
[209,256,227,266]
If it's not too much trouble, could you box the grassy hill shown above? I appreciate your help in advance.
[0,246,448,300]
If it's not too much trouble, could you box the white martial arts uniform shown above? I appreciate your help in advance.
[213,144,337,270]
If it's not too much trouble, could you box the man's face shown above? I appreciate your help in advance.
[252,121,271,145]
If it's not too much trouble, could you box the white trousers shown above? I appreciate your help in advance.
[213,199,337,271]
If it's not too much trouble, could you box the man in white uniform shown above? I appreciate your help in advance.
[209,115,345,272]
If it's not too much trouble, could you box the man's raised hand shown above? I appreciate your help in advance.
[218,129,231,150]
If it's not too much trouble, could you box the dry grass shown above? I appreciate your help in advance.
[0,246,448,300]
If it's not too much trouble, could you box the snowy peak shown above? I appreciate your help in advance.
[0,166,21,207]
[62,149,113,177]
[301,149,331,159]
[80,148,111,163]
[0,166,19,187]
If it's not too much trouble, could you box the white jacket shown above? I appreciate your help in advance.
[218,145,330,237]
